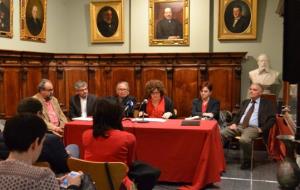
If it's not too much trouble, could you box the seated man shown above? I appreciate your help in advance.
[0,97,78,174]
[33,79,67,136]
[112,81,136,117]
[69,80,97,119]
[0,114,81,189]
[221,83,276,169]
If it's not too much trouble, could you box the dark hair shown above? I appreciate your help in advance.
[200,81,213,92]
[17,97,42,114]
[233,5,242,11]
[92,98,124,138]
[3,114,47,152]
[144,80,166,98]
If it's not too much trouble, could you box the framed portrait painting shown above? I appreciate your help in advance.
[0,0,13,38]
[149,0,189,46]
[218,0,257,40]
[90,0,123,43]
[20,0,47,42]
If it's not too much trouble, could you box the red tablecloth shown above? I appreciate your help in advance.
[64,119,226,190]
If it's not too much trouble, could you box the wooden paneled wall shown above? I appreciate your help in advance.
[0,50,246,118]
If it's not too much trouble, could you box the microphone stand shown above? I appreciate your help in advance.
[137,100,149,123]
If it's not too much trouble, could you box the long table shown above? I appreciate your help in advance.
[64,119,226,190]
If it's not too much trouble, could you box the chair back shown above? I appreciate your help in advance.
[33,161,51,168]
[67,157,127,190]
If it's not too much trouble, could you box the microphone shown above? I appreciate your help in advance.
[124,100,134,112]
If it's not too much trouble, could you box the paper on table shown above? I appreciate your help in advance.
[72,117,93,121]
[131,118,167,122]
[184,116,200,120]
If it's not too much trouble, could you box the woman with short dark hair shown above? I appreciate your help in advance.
[139,80,174,119]
[191,81,220,120]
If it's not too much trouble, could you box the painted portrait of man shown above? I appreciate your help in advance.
[0,0,10,32]
[25,0,44,36]
[154,2,183,40]
[224,0,251,33]
[97,6,119,37]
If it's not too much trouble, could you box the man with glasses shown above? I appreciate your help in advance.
[111,81,136,117]
[69,80,97,119]
[33,79,67,137]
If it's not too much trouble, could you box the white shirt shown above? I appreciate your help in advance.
[80,97,87,118]
[240,97,260,127]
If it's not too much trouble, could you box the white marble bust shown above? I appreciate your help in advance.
[249,54,280,93]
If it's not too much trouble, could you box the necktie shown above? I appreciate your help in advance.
[242,100,256,128]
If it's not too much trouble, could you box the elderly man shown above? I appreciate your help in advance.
[221,83,276,169]
[156,7,183,39]
[111,81,136,117]
[33,79,67,137]
[69,80,97,119]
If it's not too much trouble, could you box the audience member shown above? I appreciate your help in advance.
[0,114,82,189]
[0,97,79,174]
[69,80,97,119]
[82,98,136,189]
[112,81,136,117]
[33,79,67,137]
[221,83,276,170]
[192,81,220,120]
[139,80,174,119]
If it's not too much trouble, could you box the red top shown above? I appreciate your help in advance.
[82,129,136,166]
[146,97,165,118]
[201,101,208,113]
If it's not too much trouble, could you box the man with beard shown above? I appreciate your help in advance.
[33,79,67,137]
[97,7,118,37]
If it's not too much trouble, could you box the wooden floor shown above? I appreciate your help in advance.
[154,149,283,190]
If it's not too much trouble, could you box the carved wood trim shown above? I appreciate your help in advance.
[235,66,242,79]
[0,68,4,82]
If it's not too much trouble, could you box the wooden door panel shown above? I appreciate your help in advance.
[26,68,42,97]
[208,67,233,110]
[173,68,198,117]
[3,68,21,117]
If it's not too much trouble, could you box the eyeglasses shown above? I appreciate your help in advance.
[117,88,128,91]
[151,91,160,95]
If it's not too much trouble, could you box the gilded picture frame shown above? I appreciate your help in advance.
[218,0,257,40]
[20,0,47,42]
[90,0,123,43]
[149,0,189,46]
[0,0,13,38]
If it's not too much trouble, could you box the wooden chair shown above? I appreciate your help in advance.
[234,136,265,171]
[67,157,128,190]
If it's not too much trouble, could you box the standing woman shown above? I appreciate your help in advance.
[192,81,220,120]
[139,80,174,119]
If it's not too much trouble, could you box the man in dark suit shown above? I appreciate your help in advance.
[226,5,249,33]
[26,5,42,36]
[111,81,136,118]
[156,7,183,39]
[221,83,276,169]
[69,80,97,119]
[97,7,118,37]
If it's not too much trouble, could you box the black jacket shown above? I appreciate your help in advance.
[140,96,175,117]
[69,94,97,118]
[191,98,220,120]
[232,98,276,142]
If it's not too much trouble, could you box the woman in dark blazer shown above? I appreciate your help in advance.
[192,81,220,120]
[139,80,174,119]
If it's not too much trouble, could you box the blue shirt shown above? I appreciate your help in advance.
[240,98,260,127]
